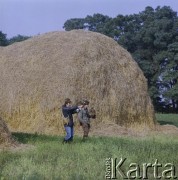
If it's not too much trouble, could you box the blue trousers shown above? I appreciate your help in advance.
[64,125,74,141]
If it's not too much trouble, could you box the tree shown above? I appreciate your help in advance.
[160,42,178,112]
[63,14,112,36]
[115,6,178,112]
[0,31,8,46]
[8,34,30,45]
[63,18,85,31]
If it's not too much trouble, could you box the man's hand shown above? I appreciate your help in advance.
[89,107,96,119]
[63,118,69,125]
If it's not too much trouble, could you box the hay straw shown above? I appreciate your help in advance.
[0,30,155,135]
[0,117,18,147]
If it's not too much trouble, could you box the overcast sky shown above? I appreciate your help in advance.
[0,0,178,38]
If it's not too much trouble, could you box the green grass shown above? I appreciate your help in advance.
[156,113,178,127]
[0,114,178,179]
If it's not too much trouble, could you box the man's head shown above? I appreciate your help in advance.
[64,98,72,107]
[83,99,89,108]
[77,101,84,109]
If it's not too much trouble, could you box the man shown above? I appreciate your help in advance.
[62,98,78,143]
[78,100,96,141]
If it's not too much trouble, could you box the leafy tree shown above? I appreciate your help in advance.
[160,42,178,112]
[85,14,111,34]
[64,14,112,36]
[0,31,8,46]
[63,18,85,31]
[8,34,30,45]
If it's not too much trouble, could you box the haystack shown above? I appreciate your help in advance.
[0,30,155,135]
[0,117,17,147]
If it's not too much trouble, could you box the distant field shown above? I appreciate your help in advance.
[156,113,178,127]
[0,114,177,179]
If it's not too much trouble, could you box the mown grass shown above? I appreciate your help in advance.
[156,113,178,127]
[0,114,178,179]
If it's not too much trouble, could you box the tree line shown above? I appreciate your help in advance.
[0,32,30,46]
[0,6,178,113]
[63,6,178,113]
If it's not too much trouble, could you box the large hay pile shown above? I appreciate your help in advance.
[0,30,155,135]
[0,117,17,147]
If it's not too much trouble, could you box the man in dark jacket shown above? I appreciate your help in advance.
[62,98,78,143]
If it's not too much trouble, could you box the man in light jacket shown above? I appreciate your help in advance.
[78,100,96,141]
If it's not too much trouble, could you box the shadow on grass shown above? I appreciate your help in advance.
[12,132,61,144]
[158,120,174,126]
[11,132,116,145]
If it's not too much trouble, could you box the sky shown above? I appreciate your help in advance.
[0,0,178,38]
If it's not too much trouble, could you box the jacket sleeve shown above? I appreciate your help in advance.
[62,106,68,118]
[78,110,83,122]
[70,106,78,114]
[62,106,78,116]
[62,106,77,112]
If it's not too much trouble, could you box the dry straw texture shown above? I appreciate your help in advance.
[0,117,17,147]
[0,30,155,135]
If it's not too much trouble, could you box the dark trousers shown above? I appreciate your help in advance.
[82,123,90,137]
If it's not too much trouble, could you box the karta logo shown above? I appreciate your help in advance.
[105,158,177,179]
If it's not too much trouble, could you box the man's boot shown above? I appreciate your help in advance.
[82,135,88,142]
[68,136,73,142]
[62,139,68,144]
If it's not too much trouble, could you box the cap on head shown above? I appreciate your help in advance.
[83,99,89,105]
[77,101,84,106]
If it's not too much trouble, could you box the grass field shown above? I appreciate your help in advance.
[0,114,178,179]
[156,113,178,127]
